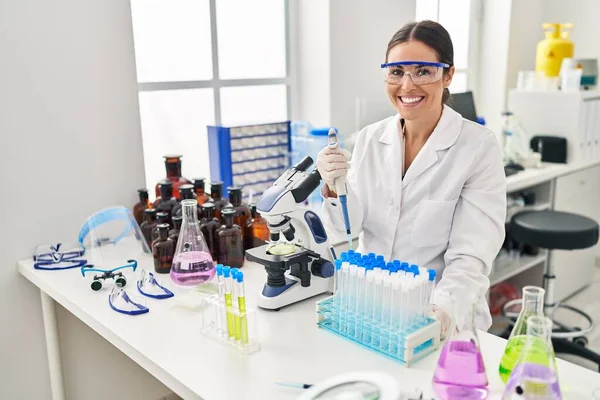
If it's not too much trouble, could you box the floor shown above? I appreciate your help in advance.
[553,267,600,371]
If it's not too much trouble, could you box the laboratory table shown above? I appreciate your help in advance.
[18,258,600,400]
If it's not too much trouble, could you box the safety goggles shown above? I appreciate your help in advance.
[381,61,450,85]
[34,243,87,270]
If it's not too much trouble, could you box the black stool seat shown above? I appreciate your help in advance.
[511,210,599,250]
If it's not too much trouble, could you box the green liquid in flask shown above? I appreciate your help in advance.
[499,335,553,383]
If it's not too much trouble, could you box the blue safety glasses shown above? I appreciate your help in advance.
[381,61,450,85]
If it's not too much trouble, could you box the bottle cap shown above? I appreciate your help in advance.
[144,209,157,218]
[159,180,173,197]
[393,260,401,266]
[334,259,342,270]
[216,264,223,276]
[227,186,243,196]
[202,202,215,210]
[157,223,169,231]
[172,215,182,226]
[428,269,436,281]
[222,266,231,277]
[156,212,169,223]
[180,184,195,199]
[138,188,149,200]
[210,181,223,195]
[163,154,183,160]
[236,271,244,283]
[193,178,206,190]
[221,208,236,217]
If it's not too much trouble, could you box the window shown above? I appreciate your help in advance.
[131,0,291,192]
[415,0,481,94]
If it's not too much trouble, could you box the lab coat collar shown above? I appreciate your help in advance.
[378,105,462,149]
[391,106,463,188]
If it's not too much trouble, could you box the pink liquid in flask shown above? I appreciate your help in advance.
[170,251,215,286]
[433,340,489,400]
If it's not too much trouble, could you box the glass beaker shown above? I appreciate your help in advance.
[502,316,561,400]
[217,208,244,268]
[499,286,546,383]
[432,296,489,400]
[170,199,216,286]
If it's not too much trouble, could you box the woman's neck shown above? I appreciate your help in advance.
[403,105,444,143]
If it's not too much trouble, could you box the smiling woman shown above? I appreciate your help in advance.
[317,20,506,340]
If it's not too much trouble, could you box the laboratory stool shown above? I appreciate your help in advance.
[509,210,600,371]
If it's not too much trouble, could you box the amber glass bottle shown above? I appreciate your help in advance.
[227,186,251,238]
[169,215,182,245]
[217,208,244,268]
[152,224,174,273]
[173,184,202,220]
[140,209,158,248]
[200,202,220,262]
[209,181,227,220]
[244,204,269,250]
[193,177,210,206]
[133,188,151,225]
[154,181,178,225]
[154,154,192,200]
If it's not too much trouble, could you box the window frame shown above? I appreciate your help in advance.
[135,0,293,126]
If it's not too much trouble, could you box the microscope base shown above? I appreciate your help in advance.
[257,274,331,310]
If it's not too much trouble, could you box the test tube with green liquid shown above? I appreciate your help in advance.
[222,266,235,339]
[236,270,248,345]
[231,268,242,342]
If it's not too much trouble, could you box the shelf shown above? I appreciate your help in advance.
[490,251,547,286]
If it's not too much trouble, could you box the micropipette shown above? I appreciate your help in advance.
[327,128,353,250]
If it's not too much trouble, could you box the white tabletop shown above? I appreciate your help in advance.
[506,160,600,193]
[19,257,600,400]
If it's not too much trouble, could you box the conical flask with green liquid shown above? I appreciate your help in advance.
[499,286,548,383]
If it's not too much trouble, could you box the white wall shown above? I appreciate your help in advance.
[0,0,171,398]
[293,0,413,141]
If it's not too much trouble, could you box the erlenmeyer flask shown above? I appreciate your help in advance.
[499,286,546,383]
[502,316,561,400]
[432,296,489,400]
[170,199,216,286]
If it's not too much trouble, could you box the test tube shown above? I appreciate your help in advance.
[235,271,248,345]
[339,263,350,333]
[334,260,342,297]
[363,270,375,342]
[348,265,358,335]
[215,265,226,337]
[222,266,235,340]
[380,275,393,351]
[354,267,366,340]
[371,274,384,346]
[390,278,401,355]
[373,266,382,276]
[428,269,437,304]
[230,268,242,341]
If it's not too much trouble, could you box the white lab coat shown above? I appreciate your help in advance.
[321,105,507,331]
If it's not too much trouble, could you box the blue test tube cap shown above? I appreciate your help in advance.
[428,269,437,281]
[236,271,244,283]
[334,259,342,270]
[386,262,395,271]
[354,252,361,259]
[410,264,419,271]
[347,249,355,255]
[222,267,231,278]
[357,258,365,268]
[393,260,401,267]
[401,262,409,271]
[341,253,348,262]
[377,255,384,262]
[231,268,239,279]
[368,252,376,259]
[216,264,223,276]
[381,262,389,270]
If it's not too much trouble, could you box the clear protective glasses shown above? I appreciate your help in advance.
[381,61,450,85]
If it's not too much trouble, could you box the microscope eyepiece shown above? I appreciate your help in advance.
[293,156,314,172]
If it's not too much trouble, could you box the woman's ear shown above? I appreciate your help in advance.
[443,66,455,89]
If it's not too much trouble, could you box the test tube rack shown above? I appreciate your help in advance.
[200,294,261,354]
[207,121,291,201]
[316,296,440,366]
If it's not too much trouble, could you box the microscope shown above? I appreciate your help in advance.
[246,156,335,310]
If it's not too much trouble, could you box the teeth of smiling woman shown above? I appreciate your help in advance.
[401,96,424,104]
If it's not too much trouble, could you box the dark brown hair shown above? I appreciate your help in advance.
[385,20,454,104]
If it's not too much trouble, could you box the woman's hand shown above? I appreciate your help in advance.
[316,146,351,195]
[431,304,452,341]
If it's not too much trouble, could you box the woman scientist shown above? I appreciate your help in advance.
[317,20,506,336]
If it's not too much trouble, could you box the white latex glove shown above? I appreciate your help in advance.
[431,304,453,341]
[316,146,351,193]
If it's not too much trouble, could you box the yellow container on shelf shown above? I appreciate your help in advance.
[535,23,574,77]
